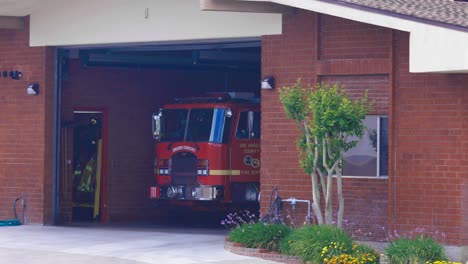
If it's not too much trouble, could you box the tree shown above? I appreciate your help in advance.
[279,80,371,227]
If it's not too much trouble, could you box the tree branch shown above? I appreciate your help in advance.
[322,138,330,171]
[304,120,324,224]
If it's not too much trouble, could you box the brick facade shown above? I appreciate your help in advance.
[1,6,467,250]
[391,32,468,246]
[0,18,55,224]
[261,9,468,245]
[261,10,390,240]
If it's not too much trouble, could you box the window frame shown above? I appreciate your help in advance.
[342,115,389,178]
[235,110,261,140]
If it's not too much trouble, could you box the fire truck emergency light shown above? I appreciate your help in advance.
[261,76,275,90]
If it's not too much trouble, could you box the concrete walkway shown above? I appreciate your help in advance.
[0,225,281,264]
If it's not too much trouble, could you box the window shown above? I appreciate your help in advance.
[160,109,188,142]
[236,111,261,139]
[160,108,231,143]
[187,109,214,142]
[343,116,388,177]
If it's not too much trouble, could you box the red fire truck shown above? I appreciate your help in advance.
[149,93,260,211]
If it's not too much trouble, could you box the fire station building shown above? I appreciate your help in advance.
[0,0,467,259]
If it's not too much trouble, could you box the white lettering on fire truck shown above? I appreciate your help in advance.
[172,146,197,153]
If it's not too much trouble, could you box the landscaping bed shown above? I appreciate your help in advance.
[224,221,462,264]
[225,239,302,264]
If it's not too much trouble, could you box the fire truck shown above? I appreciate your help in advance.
[149,93,260,211]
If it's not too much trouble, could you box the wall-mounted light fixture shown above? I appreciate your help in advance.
[27,83,39,95]
[261,76,275,90]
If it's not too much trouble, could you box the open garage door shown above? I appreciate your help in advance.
[55,39,262,225]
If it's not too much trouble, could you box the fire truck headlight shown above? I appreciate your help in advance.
[167,186,183,199]
[191,188,199,199]
[167,186,177,199]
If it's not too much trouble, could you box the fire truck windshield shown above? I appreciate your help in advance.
[160,108,229,143]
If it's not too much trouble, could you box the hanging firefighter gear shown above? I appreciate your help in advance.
[78,156,96,192]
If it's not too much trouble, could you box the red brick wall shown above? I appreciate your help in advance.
[61,59,258,223]
[261,8,468,246]
[319,75,389,115]
[464,177,468,245]
[0,18,54,224]
[390,32,468,245]
[261,10,390,240]
[319,15,391,60]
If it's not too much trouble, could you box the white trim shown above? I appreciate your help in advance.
[341,175,388,180]
[29,0,281,47]
[73,111,103,114]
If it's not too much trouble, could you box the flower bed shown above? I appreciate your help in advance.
[224,239,303,264]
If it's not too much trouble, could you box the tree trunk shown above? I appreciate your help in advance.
[336,170,344,228]
[304,122,324,225]
[325,171,333,225]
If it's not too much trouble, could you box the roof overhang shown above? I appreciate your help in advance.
[205,0,468,73]
[0,0,39,17]
[200,0,295,14]
[0,16,25,29]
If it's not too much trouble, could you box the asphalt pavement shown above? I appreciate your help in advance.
[0,225,281,264]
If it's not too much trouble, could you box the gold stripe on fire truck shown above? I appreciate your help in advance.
[209,170,241,176]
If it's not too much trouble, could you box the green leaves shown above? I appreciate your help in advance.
[229,223,291,252]
[280,225,354,262]
[309,82,369,141]
[385,236,448,264]
[279,79,310,124]
[279,79,372,174]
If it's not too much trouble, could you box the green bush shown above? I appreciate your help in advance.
[319,243,379,264]
[385,236,448,264]
[228,222,290,252]
[352,244,380,264]
[280,225,354,263]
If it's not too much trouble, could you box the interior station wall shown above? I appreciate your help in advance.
[60,59,258,223]
[0,18,55,224]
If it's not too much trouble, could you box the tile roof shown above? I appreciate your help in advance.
[328,0,468,29]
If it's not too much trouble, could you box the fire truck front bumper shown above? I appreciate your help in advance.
[149,185,224,201]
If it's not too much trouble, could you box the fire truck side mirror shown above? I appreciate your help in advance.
[226,108,232,118]
[152,111,162,140]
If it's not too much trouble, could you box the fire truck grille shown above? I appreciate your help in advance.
[171,152,197,185]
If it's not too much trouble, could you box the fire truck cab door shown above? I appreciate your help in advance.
[231,110,261,183]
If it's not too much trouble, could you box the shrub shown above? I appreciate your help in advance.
[385,236,448,264]
[350,244,380,264]
[228,222,290,252]
[320,243,379,264]
[280,225,354,263]
[425,260,463,264]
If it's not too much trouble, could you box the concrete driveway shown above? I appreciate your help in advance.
[0,225,280,264]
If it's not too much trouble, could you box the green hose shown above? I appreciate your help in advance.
[0,198,22,226]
